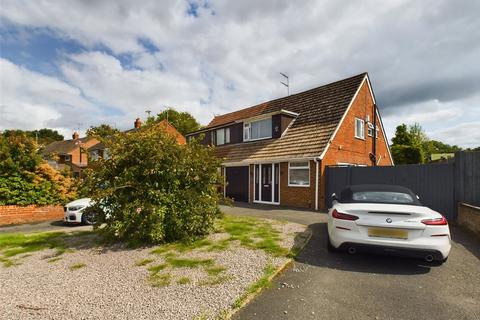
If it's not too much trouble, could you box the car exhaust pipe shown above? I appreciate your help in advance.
[425,255,434,262]
[347,247,356,254]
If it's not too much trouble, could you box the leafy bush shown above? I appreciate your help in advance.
[0,133,77,205]
[391,144,424,165]
[84,125,222,244]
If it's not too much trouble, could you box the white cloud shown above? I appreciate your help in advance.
[1,0,479,147]
[0,58,96,137]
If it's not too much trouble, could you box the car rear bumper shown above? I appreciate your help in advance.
[337,242,445,261]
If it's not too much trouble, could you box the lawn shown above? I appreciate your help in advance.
[0,215,310,320]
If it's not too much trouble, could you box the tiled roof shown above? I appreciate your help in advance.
[43,137,96,155]
[212,73,367,163]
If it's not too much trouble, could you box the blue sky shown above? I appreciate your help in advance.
[1,0,479,147]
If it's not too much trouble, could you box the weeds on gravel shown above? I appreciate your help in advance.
[205,265,226,276]
[69,263,86,270]
[232,263,276,309]
[176,276,191,284]
[149,273,171,287]
[148,264,167,274]
[199,275,231,286]
[135,258,154,266]
[166,257,214,268]
[47,257,62,263]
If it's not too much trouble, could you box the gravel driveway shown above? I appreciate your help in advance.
[225,204,480,320]
[0,217,307,320]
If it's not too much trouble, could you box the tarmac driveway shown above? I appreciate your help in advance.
[223,204,480,320]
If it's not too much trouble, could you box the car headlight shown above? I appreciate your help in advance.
[68,205,85,211]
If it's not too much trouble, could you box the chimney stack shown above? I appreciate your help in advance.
[72,132,79,140]
[134,118,142,129]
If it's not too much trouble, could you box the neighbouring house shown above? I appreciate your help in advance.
[186,72,393,210]
[88,118,186,160]
[43,132,99,178]
[430,153,455,163]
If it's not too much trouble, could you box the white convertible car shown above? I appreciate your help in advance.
[64,198,95,225]
[327,184,451,263]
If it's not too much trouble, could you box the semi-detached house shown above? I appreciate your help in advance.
[186,73,394,210]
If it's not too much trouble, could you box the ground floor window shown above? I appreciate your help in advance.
[288,162,310,186]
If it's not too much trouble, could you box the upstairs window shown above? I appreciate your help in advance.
[216,127,230,145]
[64,155,72,162]
[367,123,379,138]
[244,118,272,141]
[355,118,365,139]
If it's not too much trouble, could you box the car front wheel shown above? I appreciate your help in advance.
[81,211,96,225]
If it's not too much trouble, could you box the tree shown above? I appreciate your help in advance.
[391,124,413,146]
[84,125,222,244]
[391,145,423,165]
[145,108,201,135]
[0,132,77,205]
[86,124,120,138]
[2,129,63,145]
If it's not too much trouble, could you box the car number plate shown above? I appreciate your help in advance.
[368,227,408,240]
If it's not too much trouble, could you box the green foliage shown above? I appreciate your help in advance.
[84,124,222,244]
[0,133,77,205]
[391,144,424,165]
[1,129,63,146]
[390,123,463,164]
[86,124,120,138]
[144,108,201,135]
[69,263,86,270]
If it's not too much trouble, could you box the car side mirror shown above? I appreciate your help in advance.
[331,193,338,201]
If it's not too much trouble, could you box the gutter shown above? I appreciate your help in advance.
[314,157,320,211]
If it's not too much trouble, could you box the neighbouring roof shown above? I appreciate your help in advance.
[43,137,96,155]
[204,72,368,163]
[88,119,186,151]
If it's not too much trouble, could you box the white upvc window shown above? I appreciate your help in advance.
[216,127,230,145]
[90,150,99,161]
[64,155,72,162]
[288,161,310,187]
[243,118,272,141]
[355,118,365,139]
[103,148,110,160]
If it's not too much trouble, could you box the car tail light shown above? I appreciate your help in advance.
[421,216,448,225]
[332,209,359,221]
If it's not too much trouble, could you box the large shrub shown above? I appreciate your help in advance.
[84,125,222,244]
[0,133,77,205]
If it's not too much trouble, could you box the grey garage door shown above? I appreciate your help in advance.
[226,166,249,203]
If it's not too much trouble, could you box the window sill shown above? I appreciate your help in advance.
[287,184,310,188]
[354,136,365,141]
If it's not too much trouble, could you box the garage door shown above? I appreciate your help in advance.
[225,166,249,202]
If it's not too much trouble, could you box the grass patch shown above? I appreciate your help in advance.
[149,273,171,287]
[166,257,214,268]
[69,263,86,271]
[0,256,16,267]
[205,265,226,276]
[218,216,287,256]
[0,231,94,268]
[233,263,276,309]
[176,276,191,285]
[135,258,154,266]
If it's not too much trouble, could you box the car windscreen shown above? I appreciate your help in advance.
[339,185,422,205]
[351,191,415,204]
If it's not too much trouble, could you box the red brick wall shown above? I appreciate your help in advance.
[0,205,64,226]
[319,80,393,209]
[279,161,316,209]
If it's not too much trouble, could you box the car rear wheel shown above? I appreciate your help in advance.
[81,211,95,225]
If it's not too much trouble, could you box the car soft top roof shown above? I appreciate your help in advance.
[339,184,421,205]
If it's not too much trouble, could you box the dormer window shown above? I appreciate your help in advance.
[244,118,272,141]
[216,127,230,145]
[64,155,72,162]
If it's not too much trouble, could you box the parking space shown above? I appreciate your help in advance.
[223,204,480,320]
